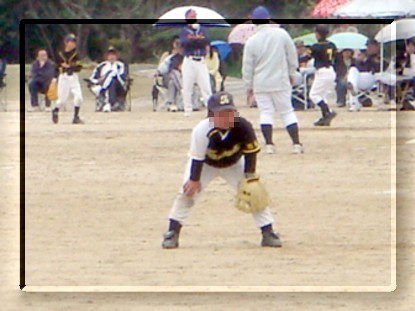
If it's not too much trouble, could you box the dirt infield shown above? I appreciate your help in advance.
[1,65,414,309]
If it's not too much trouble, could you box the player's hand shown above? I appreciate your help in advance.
[183,180,201,197]
[61,63,70,68]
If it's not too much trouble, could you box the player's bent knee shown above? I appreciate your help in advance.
[280,111,298,127]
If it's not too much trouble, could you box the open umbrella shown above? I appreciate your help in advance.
[154,6,230,27]
[210,40,232,60]
[328,32,369,49]
[375,18,415,43]
[310,0,350,17]
[293,33,317,46]
[334,0,415,17]
[228,23,256,45]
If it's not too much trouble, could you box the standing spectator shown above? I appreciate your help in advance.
[206,45,222,93]
[242,6,303,154]
[89,46,128,112]
[309,24,338,126]
[179,8,212,117]
[28,49,57,112]
[334,49,355,108]
[52,33,84,124]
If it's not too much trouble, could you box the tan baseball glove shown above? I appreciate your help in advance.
[46,80,58,101]
[235,174,269,213]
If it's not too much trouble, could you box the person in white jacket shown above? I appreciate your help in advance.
[242,6,303,154]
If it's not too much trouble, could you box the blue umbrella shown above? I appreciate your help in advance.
[210,40,231,60]
[328,32,369,50]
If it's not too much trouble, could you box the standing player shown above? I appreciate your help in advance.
[179,8,212,117]
[51,33,84,124]
[242,6,303,154]
[161,91,282,249]
[309,25,337,126]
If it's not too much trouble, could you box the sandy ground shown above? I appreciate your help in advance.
[0,64,414,309]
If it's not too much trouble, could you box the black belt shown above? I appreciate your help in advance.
[187,55,204,61]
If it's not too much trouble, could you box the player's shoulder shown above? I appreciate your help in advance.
[193,118,212,135]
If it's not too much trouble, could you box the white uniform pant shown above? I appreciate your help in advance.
[55,73,83,109]
[254,90,298,126]
[309,67,336,104]
[347,67,376,92]
[182,57,212,113]
[169,158,275,229]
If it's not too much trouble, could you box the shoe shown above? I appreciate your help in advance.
[169,104,178,112]
[261,231,282,248]
[72,116,84,124]
[162,230,179,249]
[265,144,275,154]
[336,102,346,108]
[184,111,192,117]
[28,106,40,112]
[348,102,360,112]
[292,144,304,154]
[44,107,52,112]
[103,103,111,113]
[314,110,337,126]
[52,108,59,124]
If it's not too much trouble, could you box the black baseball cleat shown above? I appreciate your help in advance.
[52,108,59,124]
[314,110,337,126]
[72,116,85,124]
[261,231,282,248]
[162,230,179,249]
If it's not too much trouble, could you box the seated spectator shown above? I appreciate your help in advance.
[295,40,312,68]
[206,44,222,93]
[334,49,355,107]
[89,46,128,112]
[347,39,388,111]
[0,58,6,88]
[396,39,415,108]
[28,49,57,112]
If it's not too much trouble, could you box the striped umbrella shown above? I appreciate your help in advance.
[310,0,350,17]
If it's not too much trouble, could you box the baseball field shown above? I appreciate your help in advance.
[1,64,414,309]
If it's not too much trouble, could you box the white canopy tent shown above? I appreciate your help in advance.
[334,0,415,17]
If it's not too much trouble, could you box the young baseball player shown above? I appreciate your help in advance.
[242,6,303,155]
[52,33,84,124]
[161,91,282,249]
[179,8,212,117]
[309,25,338,126]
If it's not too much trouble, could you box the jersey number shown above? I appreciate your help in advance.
[327,48,333,61]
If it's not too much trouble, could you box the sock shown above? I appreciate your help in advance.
[260,124,273,145]
[74,106,80,118]
[261,224,273,233]
[168,219,182,234]
[286,123,300,145]
[317,100,330,117]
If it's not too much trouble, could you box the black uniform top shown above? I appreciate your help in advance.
[57,48,82,75]
[31,59,57,84]
[310,40,337,69]
[190,117,260,169]
[355,54,387,74]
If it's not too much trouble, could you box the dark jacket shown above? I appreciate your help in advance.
[31,59,57,85]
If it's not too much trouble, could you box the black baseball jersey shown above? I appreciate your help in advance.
[190,117,260,168]
[311,40,337,69]
[57,48,82,75]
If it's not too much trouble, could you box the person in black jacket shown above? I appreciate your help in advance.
[334,49,355,108]
[28,48,57,112]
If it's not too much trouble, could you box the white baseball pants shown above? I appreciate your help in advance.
[169,158,275,228]
[55,73,83,109]
[182,57,212,113]
[254,90,298,126]
[309,67,336,104]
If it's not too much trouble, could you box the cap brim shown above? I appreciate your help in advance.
[210,105,237,112]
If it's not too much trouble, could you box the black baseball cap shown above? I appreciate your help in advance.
[208,92,237,112]
[315,24,329,36]
[64,33,77,42]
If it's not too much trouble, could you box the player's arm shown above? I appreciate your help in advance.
[242,41,255,94]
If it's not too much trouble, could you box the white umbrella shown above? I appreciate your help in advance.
[375,18,415,43]
[154,6,230,27]
[334,0,415,17]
